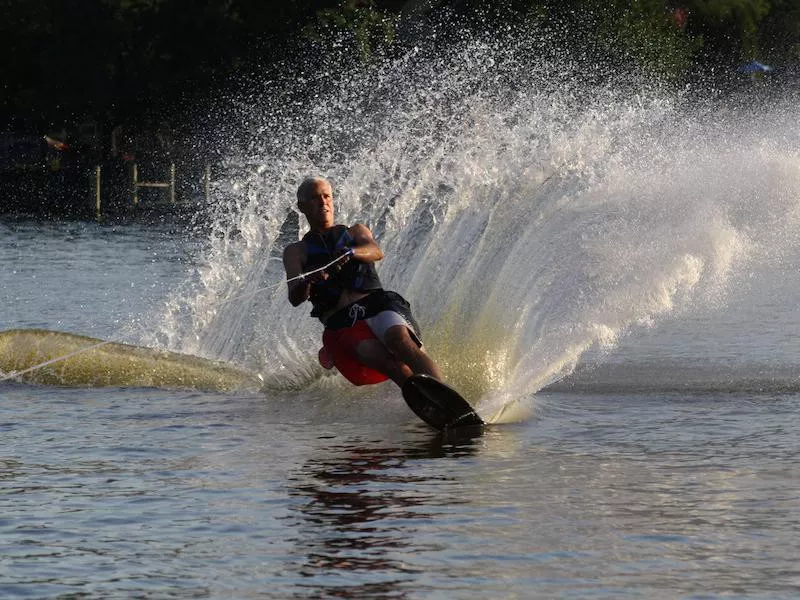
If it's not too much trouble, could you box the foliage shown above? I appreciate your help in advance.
[758,0,800,62]
[1,0,798,138]
[681,0,772,64]
[303,0,398,62]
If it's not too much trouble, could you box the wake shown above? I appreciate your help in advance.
[0,329,261,392]
[141,28,800,420]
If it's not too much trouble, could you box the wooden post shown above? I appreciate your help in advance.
[132,162,139,205]
[169,163,176,203]
[95,165,101,219]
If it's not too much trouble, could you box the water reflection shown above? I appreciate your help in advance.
[285,433,481,598]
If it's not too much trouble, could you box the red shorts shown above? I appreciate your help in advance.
[319,320,389,386]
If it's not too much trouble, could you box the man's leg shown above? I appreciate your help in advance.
[353,336,413,386]
[383,324,443,381]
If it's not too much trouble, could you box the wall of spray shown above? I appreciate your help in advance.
[145,27,800,420]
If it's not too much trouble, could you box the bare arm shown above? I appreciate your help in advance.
[347,223,384,263]
[283,241,312,306]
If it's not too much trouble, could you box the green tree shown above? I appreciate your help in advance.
[758,0,800,63]
[303,0,399,61]
[681,0,772,65]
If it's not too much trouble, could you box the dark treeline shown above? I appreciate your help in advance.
[3,0,799,139]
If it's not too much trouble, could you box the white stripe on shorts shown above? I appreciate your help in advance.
[365,310,422,347]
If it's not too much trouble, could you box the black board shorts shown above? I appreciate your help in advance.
[323,290,422,345]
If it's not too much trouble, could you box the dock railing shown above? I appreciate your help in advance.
[132,162,175,205]
[92,162,211,218]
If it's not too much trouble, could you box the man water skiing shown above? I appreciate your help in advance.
[283,176,443,387]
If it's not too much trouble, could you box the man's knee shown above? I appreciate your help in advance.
[355,338,390,365]
[354,337,412,385]
[383,325,420,356]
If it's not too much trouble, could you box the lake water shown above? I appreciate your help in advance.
[2,209,799,599]
[3,32,800,598]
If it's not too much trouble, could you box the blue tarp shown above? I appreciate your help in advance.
[739,61,773,73]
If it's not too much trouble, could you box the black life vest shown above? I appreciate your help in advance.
[302,225,383,319]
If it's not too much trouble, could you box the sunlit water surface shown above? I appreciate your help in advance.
[1,214,799,599]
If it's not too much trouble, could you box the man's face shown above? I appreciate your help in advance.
[300,180,334,225]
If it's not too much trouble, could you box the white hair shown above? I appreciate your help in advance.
[296,176,331,205]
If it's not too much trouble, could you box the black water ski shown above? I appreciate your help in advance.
[402,374,484,431]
